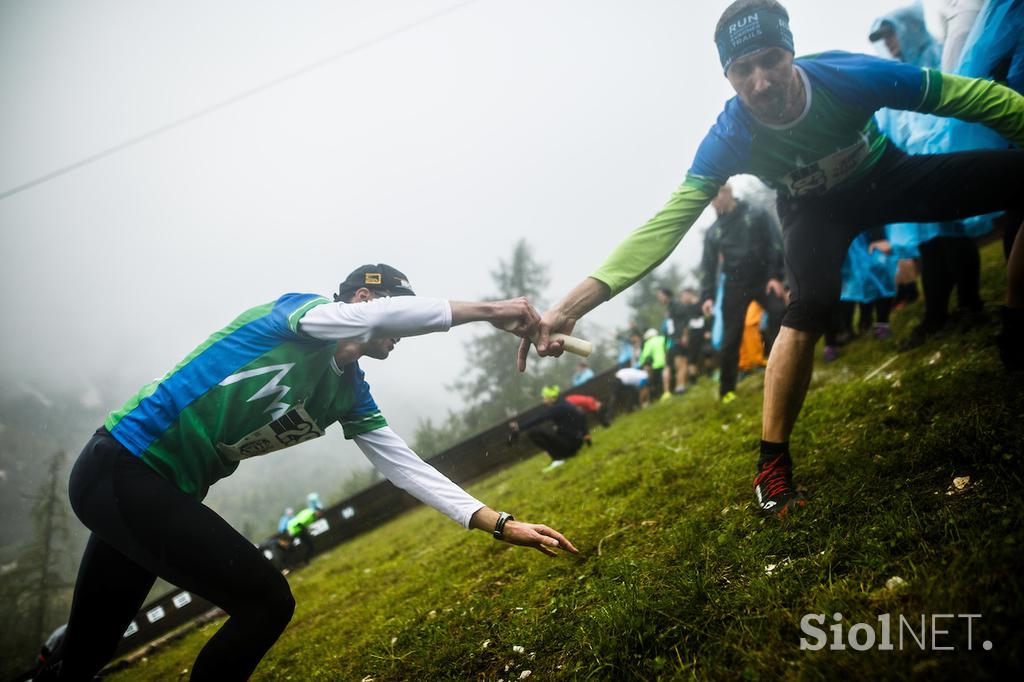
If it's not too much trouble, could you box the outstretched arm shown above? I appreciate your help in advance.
[449,297,540,338]
[920,71,1024,146]
[353,427,577,556]
[520,176,716,370]
[469,508,578,557]
[300,296,540,343]
[590,177,718,297]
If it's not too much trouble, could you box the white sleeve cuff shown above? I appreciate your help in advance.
[352,426,484,528]
[299,296,452,342]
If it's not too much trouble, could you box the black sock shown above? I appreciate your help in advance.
[759,440,790,468]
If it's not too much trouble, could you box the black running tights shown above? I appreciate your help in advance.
[49,429,294,681]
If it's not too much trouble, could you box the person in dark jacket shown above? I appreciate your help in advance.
[700,183,787,401]
[658,287,706,393]
[509,386,589,468]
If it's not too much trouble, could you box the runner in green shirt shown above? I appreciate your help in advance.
[522,0,1024,517]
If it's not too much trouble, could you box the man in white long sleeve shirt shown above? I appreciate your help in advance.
[42,263,578,682]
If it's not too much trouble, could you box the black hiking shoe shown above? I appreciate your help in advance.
[754,454,806,517]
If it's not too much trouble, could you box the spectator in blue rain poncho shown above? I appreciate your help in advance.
[826,225,898,362]
[930,0,1024,366]
[868,3,990,348]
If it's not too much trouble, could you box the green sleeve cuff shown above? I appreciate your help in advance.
[918,68,944,112]
[341,412,389,439]
[590,175,719,297]
[288,296,331,334]
[925,71,1024,147]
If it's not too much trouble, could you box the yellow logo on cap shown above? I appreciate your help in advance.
[365,273,382,285]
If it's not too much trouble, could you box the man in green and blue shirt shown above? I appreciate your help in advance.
[523,0,1024,517]
[47,264,578,681]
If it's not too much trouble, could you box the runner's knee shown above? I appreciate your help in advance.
[781,297,834,335]
[261,571,295,628]
[225,564,295,630]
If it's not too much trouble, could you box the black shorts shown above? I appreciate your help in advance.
[778,145,1024,333]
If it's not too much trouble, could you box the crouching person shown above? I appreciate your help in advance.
[40,264,578,682]
[509,385,590,470]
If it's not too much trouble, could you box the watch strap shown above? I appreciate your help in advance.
[492,511,515,540]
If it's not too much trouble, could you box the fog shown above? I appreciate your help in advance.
[1,0,901,478]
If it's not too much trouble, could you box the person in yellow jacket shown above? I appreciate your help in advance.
[738,301,769,373]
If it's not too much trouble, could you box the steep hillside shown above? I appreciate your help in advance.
[105,243,1023,680]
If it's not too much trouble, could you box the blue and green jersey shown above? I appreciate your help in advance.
[105,293,387,499]
[592,50,1024,296]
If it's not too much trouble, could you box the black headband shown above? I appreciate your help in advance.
[715,9,794,74]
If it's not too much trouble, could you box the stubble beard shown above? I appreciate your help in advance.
[749,70,804,125]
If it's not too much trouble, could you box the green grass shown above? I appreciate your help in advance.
[108,242,1023,681]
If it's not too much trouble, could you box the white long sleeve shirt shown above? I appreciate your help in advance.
[299,295,452,342]
[299,296,482,527]
[353,426,485,528]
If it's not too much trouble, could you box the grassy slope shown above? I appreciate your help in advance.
[109,243,1023,681]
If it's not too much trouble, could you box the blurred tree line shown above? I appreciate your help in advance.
[0,381,380,677]
[412,239,693,457]
[0,451,74,680]
[413,240,609,455]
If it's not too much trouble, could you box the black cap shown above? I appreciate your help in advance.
[335,263,416,301]
[868,20,895,42]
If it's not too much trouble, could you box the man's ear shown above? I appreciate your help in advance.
[352,288,374,303]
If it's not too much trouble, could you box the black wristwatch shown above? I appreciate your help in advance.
[492,511,515,540]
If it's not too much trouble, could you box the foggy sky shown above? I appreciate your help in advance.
[1,0,902,473]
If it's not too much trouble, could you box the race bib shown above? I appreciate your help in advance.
[781,136,870,197]
[217,403,325,462]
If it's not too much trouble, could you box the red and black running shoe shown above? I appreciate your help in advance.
[754,454,806,517]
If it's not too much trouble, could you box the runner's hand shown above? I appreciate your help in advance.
[517,308,576,372]
[489,297,541,338]
[765,278,785,298]
[501,521,579,557]
[701,299,714,317]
